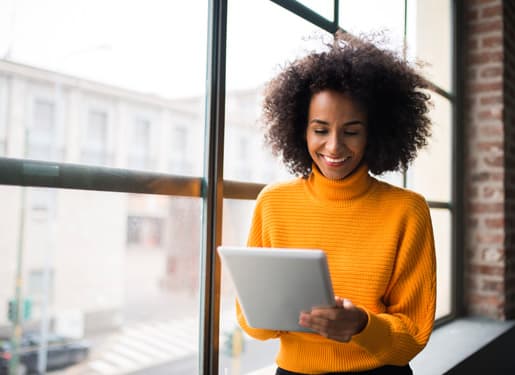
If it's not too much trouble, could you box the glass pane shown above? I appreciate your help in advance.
[431,208,452,319]
[406,0,452,92]
[1,186,201,374]
[296,0,334,21]
[0,1,207,176]
[374,170,404,188]
[0,74,7,155]
[407,93,452,202]
[220,198,279,375]
[225,0,332,184]
[339,0,406,53]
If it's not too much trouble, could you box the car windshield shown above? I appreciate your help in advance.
[25,334,66,346]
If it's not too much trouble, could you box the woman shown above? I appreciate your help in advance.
[236,32,437,375]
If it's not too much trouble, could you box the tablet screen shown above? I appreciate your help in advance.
[218,246,335,332]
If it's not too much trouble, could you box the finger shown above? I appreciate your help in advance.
[303,315,356,343]
[335,296,344,307]
[304,315,337,333]
[311,306,347,321]
[342,298,354,310]
[298,311,311,327]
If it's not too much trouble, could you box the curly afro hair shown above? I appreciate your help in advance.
[262,31,432,177]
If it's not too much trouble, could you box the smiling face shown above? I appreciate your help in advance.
[306,90,367,180]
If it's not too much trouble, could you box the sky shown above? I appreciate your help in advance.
[0,0,408,100]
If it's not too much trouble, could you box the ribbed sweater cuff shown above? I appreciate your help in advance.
[351,310,392,358]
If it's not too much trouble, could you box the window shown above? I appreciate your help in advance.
[129,117,152,170]
[0,75,7,156]
[81,109,108,165]
[27,98,56,160]
[169,124,189,174]
[127,216,164,248]
[0,1,207,373]
[28,269,55,307]
[0,1,456,374]
[338,0,454,320]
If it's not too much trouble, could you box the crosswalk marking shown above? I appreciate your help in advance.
[85,317,199,375]
[131,324,197,352]
[88,360,118,374]
[110,344,155,363]
[102,352,139,370]
[116,336,171,359]
[122,327,191,356]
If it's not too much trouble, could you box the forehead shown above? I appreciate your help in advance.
[308,90,366,119]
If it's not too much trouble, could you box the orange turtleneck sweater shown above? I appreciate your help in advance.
[236,164,436,374]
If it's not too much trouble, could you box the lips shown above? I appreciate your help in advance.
[321,155,351,165]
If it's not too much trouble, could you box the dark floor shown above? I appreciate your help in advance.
[445,325,515,374]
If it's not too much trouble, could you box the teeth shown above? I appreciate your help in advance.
[323,155,349,163]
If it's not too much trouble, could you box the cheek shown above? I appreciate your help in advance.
[306,135,320,150]
[348,138,367,154]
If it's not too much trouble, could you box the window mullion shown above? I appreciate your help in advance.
[200,0,227,374]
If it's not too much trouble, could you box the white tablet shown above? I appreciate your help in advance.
[217,246,335,332]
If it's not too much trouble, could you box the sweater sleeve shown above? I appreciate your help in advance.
[235,190,282,341]
[351,196,437,365]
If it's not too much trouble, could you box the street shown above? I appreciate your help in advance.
[48,310,278,375]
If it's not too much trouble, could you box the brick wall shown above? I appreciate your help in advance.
[464,0,515,319]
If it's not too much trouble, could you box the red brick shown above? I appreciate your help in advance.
[469,37,480,51]
[468,0,502,6]
[470,171,491,182]
[484,154,504,167]
[475,232,505,245]
[480,65,503,78]
[467,67,479,81]
[469,19,502,34]
[485,217,505,228]
[482,34,503,48]
[469,51,503,65]
[469,202,504,214]
[468,217,479,227]
[467,275,482,290]
[477,141,503,151]
[483,185,504,198]
[467,8,480,22]
[469,186,480,199]
[482,279,505,293]
[468,292,505,307]
[481,4,503,19]
[479,95,503,105]
[468,81,503,93]
[479,124,504,137]
[478,108,503,120]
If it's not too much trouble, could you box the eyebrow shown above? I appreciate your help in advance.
[309,119,365,126]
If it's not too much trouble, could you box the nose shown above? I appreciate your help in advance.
[326,131,345,154]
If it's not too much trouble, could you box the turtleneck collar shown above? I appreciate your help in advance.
[305,162,373,203]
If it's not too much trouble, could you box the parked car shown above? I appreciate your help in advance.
[0,333,90,374]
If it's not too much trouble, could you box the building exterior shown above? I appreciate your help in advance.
[0,59,279,335]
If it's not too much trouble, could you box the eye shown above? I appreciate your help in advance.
[344,130,359,136]
[313,129,328,134]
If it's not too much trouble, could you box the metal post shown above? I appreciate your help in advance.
[199,0,227,374]
[9,187,26,375]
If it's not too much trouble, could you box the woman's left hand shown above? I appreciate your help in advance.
[298,296,368,342]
